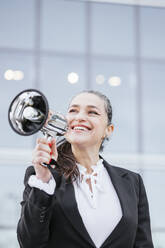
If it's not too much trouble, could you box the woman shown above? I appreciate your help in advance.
[17,91,154,248]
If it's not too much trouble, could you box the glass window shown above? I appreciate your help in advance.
[0,229,18,248]
[0,54,35,148]
[40,55,86,113]
[152,232,165,248]
[91,3,135,56]
[0,163,27,248]
[91,60,137,153]
[141,63,165,153]
[140,7,165,58]
[0,164,26,227]
[0,0,35,49]
[41,0,86,53]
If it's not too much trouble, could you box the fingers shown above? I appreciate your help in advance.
[49,138,58,160]
[32,138,51,165]
[32,137,58,167]
[36,138,51,153]
[32,137,57,183]
[32,153,50,166]
[37,137,51,146]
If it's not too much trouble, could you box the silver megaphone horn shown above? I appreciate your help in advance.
[8,89,68,158]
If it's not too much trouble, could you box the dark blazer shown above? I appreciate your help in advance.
[17,159,154,248]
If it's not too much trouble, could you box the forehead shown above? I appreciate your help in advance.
[69,93,105,111]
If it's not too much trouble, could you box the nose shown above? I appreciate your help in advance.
[74,111,86,121]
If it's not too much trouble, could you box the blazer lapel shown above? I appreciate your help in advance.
[101,160,138,247]
[55,159,138,248]
[56,177,96,247]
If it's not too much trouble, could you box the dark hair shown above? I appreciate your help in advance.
[57,90,113,182]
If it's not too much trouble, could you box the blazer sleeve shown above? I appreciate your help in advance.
[17,166,55,248]
[134,174,154,248]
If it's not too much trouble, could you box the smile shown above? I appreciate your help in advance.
[71,125,91,132]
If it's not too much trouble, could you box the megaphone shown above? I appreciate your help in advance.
[8,89,68,148]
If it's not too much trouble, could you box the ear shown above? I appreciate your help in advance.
[105,124,114,138]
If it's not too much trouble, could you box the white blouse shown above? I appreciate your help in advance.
[28,159,122,248]
[73,159,122,247]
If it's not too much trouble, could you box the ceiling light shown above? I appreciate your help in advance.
[108,76,121,87]
[4,70,14,80]
[67,72,79,84]
[13,70,24,80]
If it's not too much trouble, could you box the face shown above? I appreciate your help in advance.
[65,93,113,150]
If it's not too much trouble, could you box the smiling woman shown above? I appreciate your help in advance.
[17,91,154,248]
[66,92,112,148]
[58,91,114,180]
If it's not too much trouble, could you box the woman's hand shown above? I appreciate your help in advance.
[32,137,58,183]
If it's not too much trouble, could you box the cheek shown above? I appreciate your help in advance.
[65,114,72,125]
[96,122,107,136]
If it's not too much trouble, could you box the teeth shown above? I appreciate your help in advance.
[74,126,87,131]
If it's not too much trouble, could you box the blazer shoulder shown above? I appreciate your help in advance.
[106,163,142,197]
[103,159,140,183]
[111,164,139,176]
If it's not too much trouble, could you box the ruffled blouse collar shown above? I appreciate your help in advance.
[75,159,106,208]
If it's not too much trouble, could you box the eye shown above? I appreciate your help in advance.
[88,111,99,115]
[68,108,77,113]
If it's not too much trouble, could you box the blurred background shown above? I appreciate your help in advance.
[0,0,165,247]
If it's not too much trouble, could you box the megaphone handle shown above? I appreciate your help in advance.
[42,158,59,170]
[41,134,58,169]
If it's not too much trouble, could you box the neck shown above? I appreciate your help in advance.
[72,145,100,174]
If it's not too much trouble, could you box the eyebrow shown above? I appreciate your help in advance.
[69,104,100,110]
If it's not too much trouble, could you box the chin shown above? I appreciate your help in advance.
[65,132,100,148]
[67,136,89,146]
[70,138,89,146]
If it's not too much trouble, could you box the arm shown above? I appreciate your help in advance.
[134,174,154,248]
[17,137,59,248]
[17,166,55,248]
